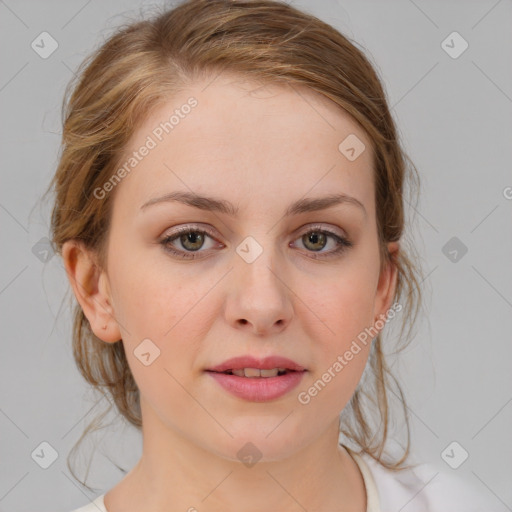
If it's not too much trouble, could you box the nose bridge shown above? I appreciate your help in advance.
[234,233,283,286]
[226,232,293,333]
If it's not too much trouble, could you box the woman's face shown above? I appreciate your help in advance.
[85,74,397,461]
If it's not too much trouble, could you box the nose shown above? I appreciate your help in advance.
[224,243,294,336]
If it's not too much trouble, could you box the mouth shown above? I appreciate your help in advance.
[204,356,307,402]
[207,367,299,378]
[205,355,307,376]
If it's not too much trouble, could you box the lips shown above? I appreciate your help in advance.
[205,356,307,402]
[206,355,306,374]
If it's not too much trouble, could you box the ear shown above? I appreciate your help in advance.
[61,240,121,343]
[372,241,400,331]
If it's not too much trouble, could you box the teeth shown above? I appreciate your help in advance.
[260,368,279,377]
[230,367,287,378]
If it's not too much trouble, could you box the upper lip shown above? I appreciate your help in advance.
[206,356,306,372]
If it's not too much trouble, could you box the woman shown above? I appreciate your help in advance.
[47,0,499,510]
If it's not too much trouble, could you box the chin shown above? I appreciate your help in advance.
[204,426,310,465]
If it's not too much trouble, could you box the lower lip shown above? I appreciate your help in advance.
[206,371,306,402]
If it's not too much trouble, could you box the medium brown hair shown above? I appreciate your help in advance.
[45,0,423,489]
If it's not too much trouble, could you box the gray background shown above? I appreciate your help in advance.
[0,0,511,511]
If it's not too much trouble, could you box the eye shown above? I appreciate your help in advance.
[160,225,221,259]
[291,225,353,259]
[160,224,353,260]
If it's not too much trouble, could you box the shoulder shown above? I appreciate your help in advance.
[361,453,502,512]
[68,494,107,512]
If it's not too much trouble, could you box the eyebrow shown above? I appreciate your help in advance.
[140,191,367,219]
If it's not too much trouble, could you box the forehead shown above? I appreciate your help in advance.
[112,73,375,219]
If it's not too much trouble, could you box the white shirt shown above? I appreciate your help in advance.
[70,447,502,512]
[347,448,503,511]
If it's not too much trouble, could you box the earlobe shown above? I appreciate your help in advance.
[61,240,121,343]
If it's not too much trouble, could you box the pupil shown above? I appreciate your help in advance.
[305,232,325,251]
[182,232,204,251]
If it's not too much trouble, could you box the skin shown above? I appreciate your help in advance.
[62,72,398,512]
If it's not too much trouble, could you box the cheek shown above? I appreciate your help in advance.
[109,249,208,337]
[108,261,212,406]
[295,264,377,401]
[296,282,373,415]
[109,256,220,390]
[302,265,378,343]
[315,285,373,376]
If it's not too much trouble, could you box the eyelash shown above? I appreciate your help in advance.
[159,224,353,260]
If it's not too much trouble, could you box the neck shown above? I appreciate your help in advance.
[105,402,367,512]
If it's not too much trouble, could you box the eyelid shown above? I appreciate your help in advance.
[293,222,347,239]
[162,222,347,243]
[161,223,219,240]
